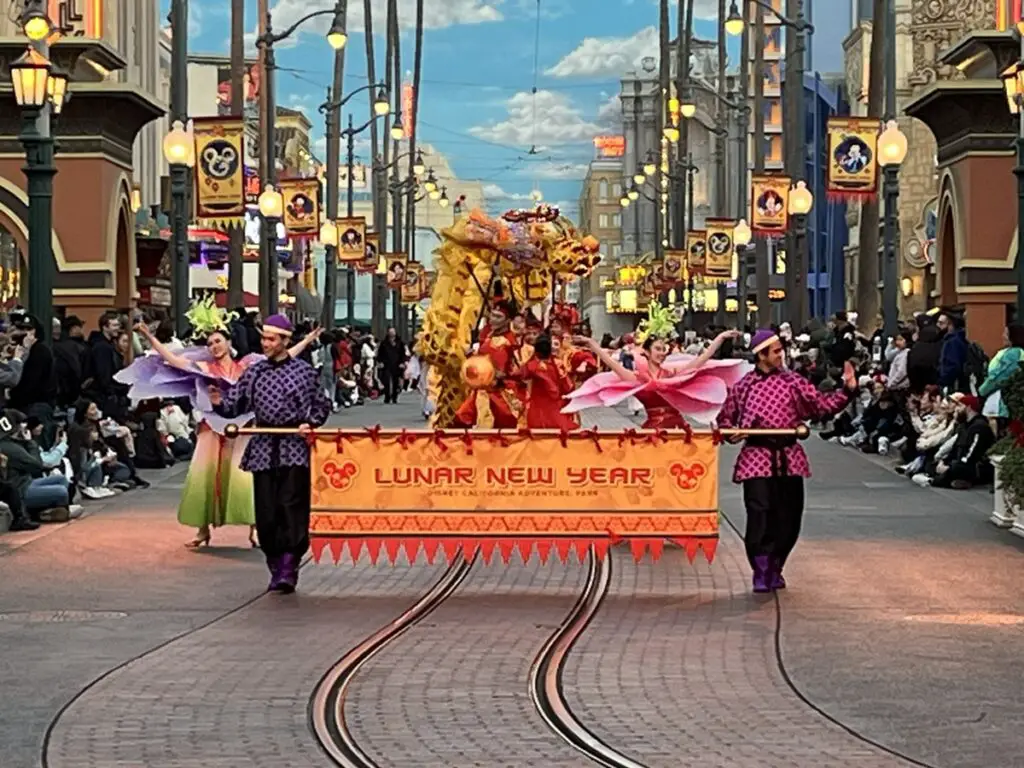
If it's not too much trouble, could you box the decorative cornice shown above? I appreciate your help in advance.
[938,30,1019,79]
[903,80,1015,165]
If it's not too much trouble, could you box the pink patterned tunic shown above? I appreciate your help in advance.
[717,368,848,482]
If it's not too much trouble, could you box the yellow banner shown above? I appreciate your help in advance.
[664,250,685,283]
[355,233,381,274]
[685,231,706,279]
[420,268,436,300]
[337,217,367,263]
[385,253,408,289]
[704,218,735,281]
[751,174,790,234]
[193,118,245,219]
[827,117,880,199]
[402,262,425,303]
[308,430,719,564]
[279,178,320,239]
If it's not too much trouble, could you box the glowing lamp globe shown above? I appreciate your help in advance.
[461,355,495,389]
[877,120,908,167]
[162,120,195,167]
[22,12,50,42]
[788,181,813,216]
[724,1,744,35]
[319,219,339,246]
[326,16,347,49]
[258,185,284,219]
[733,218,752,247]
[373,86,390,116]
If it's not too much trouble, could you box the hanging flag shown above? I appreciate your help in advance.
[685,231,707,280]
[385,253,408,289]
[420,268,435,300]
[750,174,791,235]
[278,178,320,240]
[336,217,367,263]
[826,117,880,200]
[648,260,665,292]
[663,250,685,283]
[402,262,425,304]
[192,117,246,221]
[703,219,735,282]
[356,232,381,274]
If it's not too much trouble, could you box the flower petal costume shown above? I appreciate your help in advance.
[114,297,259,530]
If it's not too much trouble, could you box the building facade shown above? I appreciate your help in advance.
[577,156,627,338]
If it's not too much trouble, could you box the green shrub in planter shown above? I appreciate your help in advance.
[991,363,1024,506]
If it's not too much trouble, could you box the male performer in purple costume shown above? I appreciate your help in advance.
[209,315,331,593]
[717,329,856,593]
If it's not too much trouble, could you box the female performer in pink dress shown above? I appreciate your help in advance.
[564,330,748,427]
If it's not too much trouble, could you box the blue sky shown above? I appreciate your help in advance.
[172,0,848,219]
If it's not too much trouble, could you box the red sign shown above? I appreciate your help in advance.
[593,135,625,157]
[402,82,415,138]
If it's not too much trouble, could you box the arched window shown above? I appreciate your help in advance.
[598,179,609,201]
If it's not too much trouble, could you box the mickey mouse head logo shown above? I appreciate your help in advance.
[707,232,732,255]
[323,460,359,490]
[669,461,708,491]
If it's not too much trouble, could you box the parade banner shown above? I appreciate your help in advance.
[192,117,245,220]
[307,429,720,565]
[402,262,425,303]
[704,219,735,281]
[420,269,436,300]
[336,217,367,262]
[826,117,880,200]
[279,178,320,239]
[385,253,408,289]
[686,231,706,279]
[750,175,791,235]
[355,233,381,274]
[663,250,685,284]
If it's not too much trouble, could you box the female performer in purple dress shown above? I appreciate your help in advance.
[716,329,856,593]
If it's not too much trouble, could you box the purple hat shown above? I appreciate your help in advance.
[750,328,779,354]
[262,314,293,338]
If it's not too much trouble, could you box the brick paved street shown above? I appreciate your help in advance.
[2,396,1024,766]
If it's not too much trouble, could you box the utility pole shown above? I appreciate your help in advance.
[364,0,386,338]
[346,114,357,321]
[322,17,346,329]
[783,0,808,329]
[881,0,899,336]
[736,0,751,328]
[715,0,728,326]
[672,0,685,252]
[257,0,269,316]
[388,0,403,337]
[753,1,770,324]
[406,0,424,337]
[169,0,189,337]
[227,0,244,310]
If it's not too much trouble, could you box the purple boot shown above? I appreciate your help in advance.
[752,555,772,593]
[770,558,786,590]
[266,555,285,592]
[276,553,298,594]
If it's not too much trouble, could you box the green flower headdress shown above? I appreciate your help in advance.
[185,294,237,338]
[636,301,679,344]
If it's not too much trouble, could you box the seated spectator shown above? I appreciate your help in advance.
[68,398,131,498]
[912,395,994,489]
[133,412,175,469]
[157,401,194,459]
[0,453,37,531]
[0,409,79,522]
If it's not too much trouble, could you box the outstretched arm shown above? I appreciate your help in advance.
[673,330,741,372]
[135,323,191,370]
[287,324,321,359]
[573,336,637,382]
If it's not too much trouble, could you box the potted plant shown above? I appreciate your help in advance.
[989,364,1024,532]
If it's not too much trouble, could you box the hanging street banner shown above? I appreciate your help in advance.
[336,217,367,263]
[685,231,707,280]
[385,253,408,288]
[402,262,425,304]
[826,117,880,200]
[750,175,791,235]
[663,250,685,284]
[279,178,320,240]
[307,429,720,565]
[703,219,735,281]
[192,118,246,221]
[420,269,436,301]
[356,232,381,274]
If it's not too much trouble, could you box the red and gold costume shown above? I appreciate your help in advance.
[517,357,576,430]
[454,327,523,429]
[549,303,597,427]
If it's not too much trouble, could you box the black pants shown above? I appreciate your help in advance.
[252,465,311,560]
[382,368,402,403]
[742,476,805,568]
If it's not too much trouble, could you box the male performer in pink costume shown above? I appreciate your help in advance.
[717,329,855,593]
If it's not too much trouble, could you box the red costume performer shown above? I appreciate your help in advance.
[454,299,523,429]
[513,334,576,430]
[548,306,596,427]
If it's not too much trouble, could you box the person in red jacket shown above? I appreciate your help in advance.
[513,333,575,431]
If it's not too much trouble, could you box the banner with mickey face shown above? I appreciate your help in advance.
[685,231,707,280]
[193,117,245,220]
[704,219,736,282]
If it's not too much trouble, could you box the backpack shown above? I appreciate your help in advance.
[964,341,989,394]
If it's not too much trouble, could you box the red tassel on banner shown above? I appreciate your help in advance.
[683,538,699,563]
[491,432,511,447]
[516,539,533,563]
[304,430,317,448]
[383,539,402,564]
[497,540,515,564]
[579,429,603,452]
[461,539,478,561]
[480,539,497,564]
[648,538,665,562]
[572,539,591,562]
[401,539,420,564]
[422,539,440,564]
[397,429,417,449]
[618,428,639,447]
[441,539,461,564]
[364,538,383,565]
[343,538,362,563]
[607,529,625,545]
[536,541,553,564]
[335,434,346,454]
[701,538,718,562]
[593,539,610,560]
[432,430,450,452]
[630,539,647,562]
[365,425,382,445]
[310,537,328,563]
[460,431,474,455]
[554,540,573,563]
[711,428,723,446]
[558,429,569,448]
[680,423,693,443]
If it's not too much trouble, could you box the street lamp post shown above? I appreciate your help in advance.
[163,0,191,337]
[878,120,908,337]
[320,82,388,328]
[788,181,813,318]
[256,0,346,316]
[1001,42,1024,320]
[10,46,57,344]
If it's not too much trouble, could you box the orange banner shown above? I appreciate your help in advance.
[308,430,719,565]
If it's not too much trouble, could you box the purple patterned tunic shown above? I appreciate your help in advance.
[717,368,848,482]
[215,356,331,472]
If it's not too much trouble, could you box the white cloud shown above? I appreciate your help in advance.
[252,0,503,49]
[482,183,535,201]
[596,93,621,128]
[545,26,658,78]
[524,161,589,180]
[469,90,603,147]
